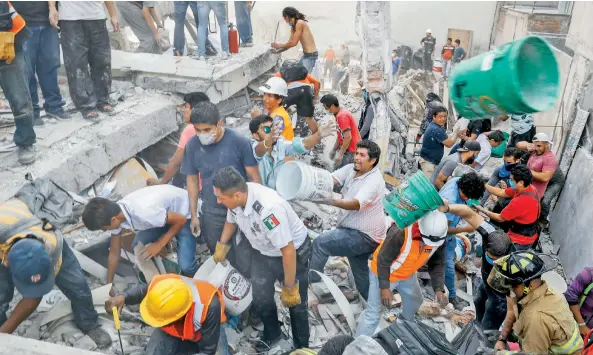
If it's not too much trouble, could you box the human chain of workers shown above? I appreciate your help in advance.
[0,2,591,355]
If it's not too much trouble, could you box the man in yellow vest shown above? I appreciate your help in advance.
[0,1,36,165]
[0,199,111,347]
[490,251,583,354]
[356,210,449,337]
[106,273,226,355]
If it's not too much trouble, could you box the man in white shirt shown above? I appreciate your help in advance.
[309,140,386,301]
[49,1,119,120]
[82,185,197,284]
[211,167,310,352]
[472,130,505,171]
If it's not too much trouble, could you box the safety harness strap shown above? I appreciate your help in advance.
[180,277,205,332]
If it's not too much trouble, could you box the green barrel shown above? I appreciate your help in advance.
[382,171,444,229]
[491,131,510,158]
[449,36,559,119]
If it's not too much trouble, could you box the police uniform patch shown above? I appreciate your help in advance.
[253,201,263,214]
[263,214,280,230]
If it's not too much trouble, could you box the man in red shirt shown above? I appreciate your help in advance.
[320,94,361,168]
[441,38,455,78]
[476,165,540,250]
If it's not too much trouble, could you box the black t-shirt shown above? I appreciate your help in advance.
[421,36,436,54]
[465,119,492,138]
[12,1,49,26]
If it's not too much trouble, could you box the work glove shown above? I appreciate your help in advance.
[213,242,231,264]
[0,32,15,65]
[280,281,301,307]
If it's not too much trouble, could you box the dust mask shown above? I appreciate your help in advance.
[198,133,216,145]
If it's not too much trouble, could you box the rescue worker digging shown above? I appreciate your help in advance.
[212,167,310,352]
[105,273,225,354]
[490,251,583,354]
[0,199,111,347]
[356,210,449,337]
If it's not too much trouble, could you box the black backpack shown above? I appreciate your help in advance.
[279,60,308,83]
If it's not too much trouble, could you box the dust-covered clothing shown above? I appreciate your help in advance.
[117,1,161,54]
[513,282,583,354]
[58,2,106,21]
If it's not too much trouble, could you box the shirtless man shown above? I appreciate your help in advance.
[272,7,318,73]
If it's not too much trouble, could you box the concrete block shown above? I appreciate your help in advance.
[0,333,103,354]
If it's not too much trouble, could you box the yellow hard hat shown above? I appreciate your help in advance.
[140,278,193,327]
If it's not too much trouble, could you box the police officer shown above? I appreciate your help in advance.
[211,167,311,352]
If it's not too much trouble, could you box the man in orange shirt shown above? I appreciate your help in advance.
[323,45,335,78]
[441,38,455,78]
[321,94,361,168]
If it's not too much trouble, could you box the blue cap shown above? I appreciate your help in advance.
[7,238,55,298]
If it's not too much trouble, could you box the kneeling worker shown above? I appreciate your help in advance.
[106,274,225,354]
[212,167,311,351]
[491,252,583,354]
[356,210,449,337]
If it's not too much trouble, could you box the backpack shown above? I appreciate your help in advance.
[279,60,308,83]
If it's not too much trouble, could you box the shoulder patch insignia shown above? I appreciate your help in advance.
[263,214,280,231]
[253,200,263,214]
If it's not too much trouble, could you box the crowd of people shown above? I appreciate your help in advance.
[0,2,589,355]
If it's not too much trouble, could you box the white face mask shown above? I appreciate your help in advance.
[197,132,217,145]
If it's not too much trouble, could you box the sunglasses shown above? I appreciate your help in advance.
[261,125,272,134]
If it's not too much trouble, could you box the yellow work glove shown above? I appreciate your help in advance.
[280,281,301,307]
[0,32,15,64]
[213,242,230,264]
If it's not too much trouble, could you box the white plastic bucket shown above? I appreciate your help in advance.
[276,161,334,201]
[542,271,567,294]
[194,257,252,316]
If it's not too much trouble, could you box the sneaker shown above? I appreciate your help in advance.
[82,110,100,121]
[46,110,72,120]
[33,116,45,126]
[17,145,35,165]
[253,335,281,353]
[87,326,112,349]
[97,103,115,114]
[240,40,254,48]
[221,52,230,60]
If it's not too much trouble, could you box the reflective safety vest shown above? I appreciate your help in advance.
[155,274,226,342]
[370,223,438,283]
[549,322,583,355]
[7,2,25,34]
[0,199,62,274]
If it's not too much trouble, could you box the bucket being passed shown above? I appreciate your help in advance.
[382,171,444,229]
[194,257,252,316]
[276,161,334,201]
[449,36,559,119]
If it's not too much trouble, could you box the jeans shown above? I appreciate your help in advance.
[0,243,98,333]
[355,271,423,337]
[251,244,310,348]
[197,1,229,56]
[482,166,502,204]
[173,1,214,55]
[0,50,36,147]
[60,20,111,111]
[132,220,198,277]
[540,174,564,221]
[310,227,379,300]
[442,59,452,77]
[300,52,318,74]
[423,52,433,72]
[474,279,507,330]
[118,1,161,54]
[234,1,252,43]
[445,235,457,299]
[22,24,64,118]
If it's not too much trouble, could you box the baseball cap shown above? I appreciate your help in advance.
[457,140,481,152]
[533,132,553,144]
[7,238,55,298]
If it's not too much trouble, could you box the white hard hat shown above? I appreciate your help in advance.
[418,210,448,247]
[259,77,288,97]
[426,29,432,33]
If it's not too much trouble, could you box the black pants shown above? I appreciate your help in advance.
[199,206,253,278]
[60,20,111,112]
[474,279,507,330]
[251,240,310,348]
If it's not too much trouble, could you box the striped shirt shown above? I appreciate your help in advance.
[332,165,387,242]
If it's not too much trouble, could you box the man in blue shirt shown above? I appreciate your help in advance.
[438,172,485,308]
[419,107,456,179]
[392,54,401,79]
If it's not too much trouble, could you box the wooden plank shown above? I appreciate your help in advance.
[383,173,401,187]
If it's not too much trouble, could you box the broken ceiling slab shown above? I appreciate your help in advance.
[40,284,112,326]
[0,333,103,355]
[111,45,280,102]
[0,92,178,203]
[72,248,126,284]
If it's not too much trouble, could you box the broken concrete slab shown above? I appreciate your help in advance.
[40,284,112,326]
[0,333,103,354]
[0,93,178,203]
[72,248,126,284]
[111,45,280,102]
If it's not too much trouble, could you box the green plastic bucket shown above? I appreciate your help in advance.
[491,131,510,158]
[449,36,559,119]
[382,171,444,229]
